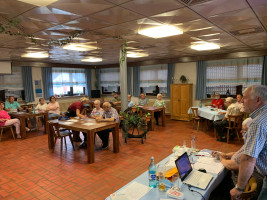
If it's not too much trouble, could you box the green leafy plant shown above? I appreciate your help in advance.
[120,40,127,65]
[180,75,188,83]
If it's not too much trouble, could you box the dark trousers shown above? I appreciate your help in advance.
[154,112,161,125]
[82,128,112,146]
[66,108,76,117]
[213,120,229,138]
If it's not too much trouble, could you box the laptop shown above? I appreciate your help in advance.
[175,152,213,190]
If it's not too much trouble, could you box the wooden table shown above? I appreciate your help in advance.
[9,111,49,139]
[48,118,119,164]
[143,106,165,131]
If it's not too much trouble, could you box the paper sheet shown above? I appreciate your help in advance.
[83,122,94,126]
[113,182,151,200]
[194,157,224,174]
[68,119,79,122]
[61,122,74,125]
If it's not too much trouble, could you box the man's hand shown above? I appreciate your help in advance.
[230,187,242,200]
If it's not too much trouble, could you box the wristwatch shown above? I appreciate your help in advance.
[235,184,245,192]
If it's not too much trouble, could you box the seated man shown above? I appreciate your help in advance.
[235,94,244,113]
[213,97,240,142]
[111,92,121,108]
[138,93,148,106]
[5,96,22,111]
[80,102,119,149]
[128,94,134,108]
[211,93,224,109]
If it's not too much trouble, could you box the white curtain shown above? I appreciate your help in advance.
[52,68,86,95]
[140,64,167,94]
[0,67,23,90]
[206,57,263,95]
[100,68,120,92]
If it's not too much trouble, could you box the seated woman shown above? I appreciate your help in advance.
[153,93,165,125]
[66,97,90,118]
[138,93,148,106]
[0,101,21,138]
[46,96,60,120]
[128,94,134,108]
[210,118,263,200]
[90,100,104,118]
[36,98,47,126]
[211,93,224,109]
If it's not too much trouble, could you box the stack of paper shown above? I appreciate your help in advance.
[194,157,224,174]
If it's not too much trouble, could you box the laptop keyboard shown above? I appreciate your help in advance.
[185,171,202,183]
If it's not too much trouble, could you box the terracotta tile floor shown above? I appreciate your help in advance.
[0,117,242,200]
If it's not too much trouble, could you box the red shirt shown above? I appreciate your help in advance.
[68,101,83,112]
[0,110,11,126]
[211,98,224,109]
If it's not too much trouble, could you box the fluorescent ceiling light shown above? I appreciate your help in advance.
[21,52,49,58]
[127,52,149,58]
[191,42,220,51]
[18,0,58,7]
[200,33,220,37]
[82,57,102,62]
[189,27,213,32]
[138,25,183,38]
[63,43,97,51]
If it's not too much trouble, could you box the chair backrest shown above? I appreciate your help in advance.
[49,122,60,138]
[191,107,199,118]
[241,176,257,200]
[228,114,243,129]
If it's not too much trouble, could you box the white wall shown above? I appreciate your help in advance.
[173,62,199,107]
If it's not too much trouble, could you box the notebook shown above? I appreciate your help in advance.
[175,152,213,190]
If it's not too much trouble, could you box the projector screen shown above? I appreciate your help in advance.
[0,62,12,74]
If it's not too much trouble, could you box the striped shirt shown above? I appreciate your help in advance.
[243,104,267,176]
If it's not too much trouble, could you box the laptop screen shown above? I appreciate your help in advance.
[175,152,192,181]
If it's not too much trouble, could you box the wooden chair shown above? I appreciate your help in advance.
[0,125,15,141]
[241,176,257,200]
[49,122,75,151]
[226,114,243,143]
[191,107,202,131]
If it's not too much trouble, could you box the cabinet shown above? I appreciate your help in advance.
[171,84,192,121]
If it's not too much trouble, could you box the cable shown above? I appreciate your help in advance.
[188,185,206,200]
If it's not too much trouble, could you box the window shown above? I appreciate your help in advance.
[52,68,86,95]
[206,57,263,96]
[140,64,167,95]
[100,68,120,94]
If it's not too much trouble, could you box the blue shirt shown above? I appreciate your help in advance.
[243,104,267,176]
[128,101,134,108]
[5,101,20,110]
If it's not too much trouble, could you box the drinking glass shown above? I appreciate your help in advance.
[172,174,182,191]
[183,140,186,148]
[157,165,166,192]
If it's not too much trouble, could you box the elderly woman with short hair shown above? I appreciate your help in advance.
[153,93,166,125]
[90,100,104,118]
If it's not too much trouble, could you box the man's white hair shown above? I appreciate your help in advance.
[247,85,267,103]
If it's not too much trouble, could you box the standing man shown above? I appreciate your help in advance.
[5,96,22,111]
[236,94,245,113]
[230,85,267,200]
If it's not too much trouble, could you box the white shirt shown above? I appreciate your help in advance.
[225,103,241,121]
[36,103,47,112]
[235,102,244,113]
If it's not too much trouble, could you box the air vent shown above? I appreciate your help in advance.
[230,27,264,36]
[178,0,212,6]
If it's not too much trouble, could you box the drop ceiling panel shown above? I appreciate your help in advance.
[120,0,184,17]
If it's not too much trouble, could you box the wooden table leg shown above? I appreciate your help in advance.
[112,123,119,153]
[150,111,155,131]
[20,116,26,139]
[47,121,55,152]
[162,108,166,127]
[87,130,95,164]
[44,113,49,135]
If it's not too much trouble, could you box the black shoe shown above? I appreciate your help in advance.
[217,138,226,142]
[101,144,108,149]
[79,142,87,149]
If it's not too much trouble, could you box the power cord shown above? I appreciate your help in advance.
[188,185,206,200]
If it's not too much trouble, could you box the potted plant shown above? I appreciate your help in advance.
[180,75,188,83]
[120,107,150,144]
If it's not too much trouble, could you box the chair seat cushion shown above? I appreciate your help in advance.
[59,131,71,136]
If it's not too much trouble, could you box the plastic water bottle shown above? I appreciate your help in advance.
[32,105,35,114]
[199,100,202,108]
[148,156,157,188]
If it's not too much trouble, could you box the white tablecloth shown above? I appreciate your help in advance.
[188,107,225,121]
